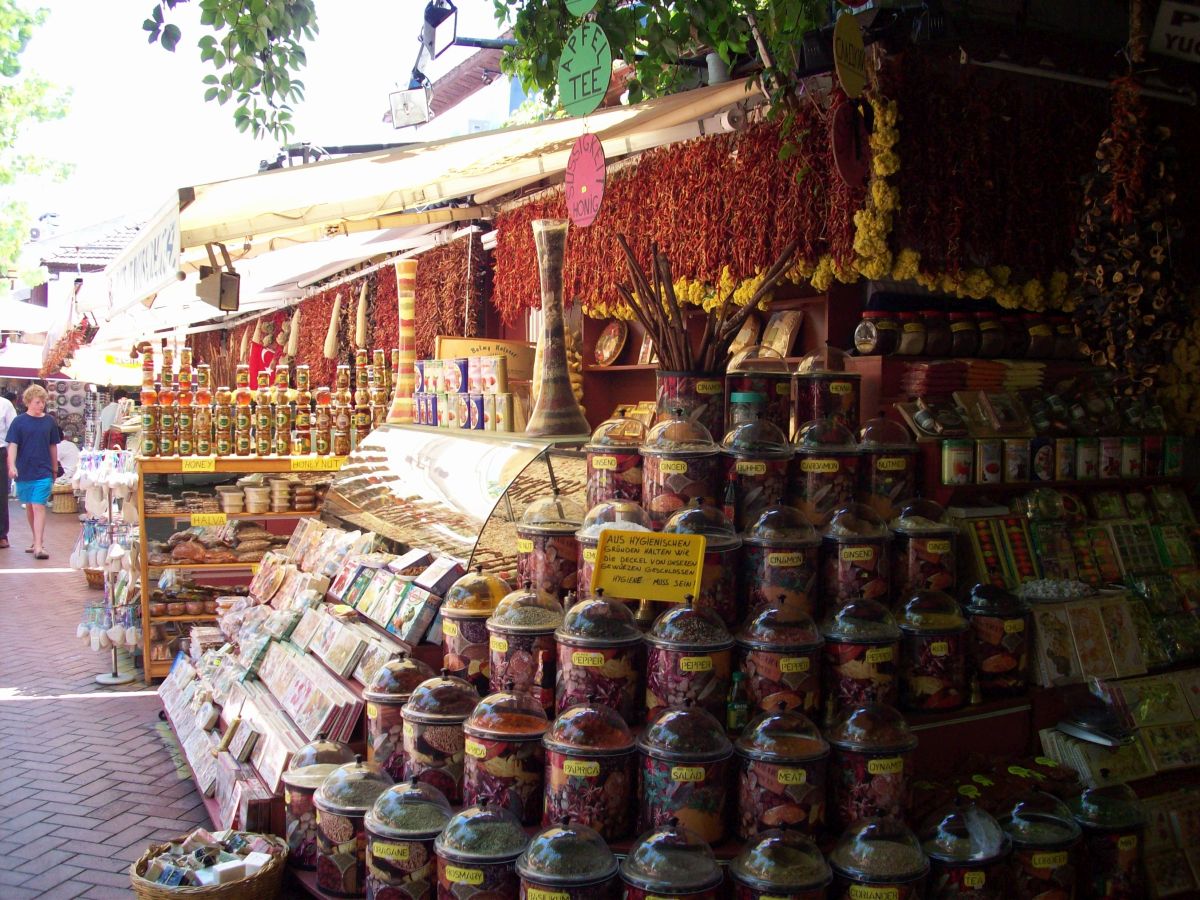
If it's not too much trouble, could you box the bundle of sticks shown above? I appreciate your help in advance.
[616,234,799,374]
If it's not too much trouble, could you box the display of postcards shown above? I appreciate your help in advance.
[250,732,292,794]
[1142,723,1200,771]
[262,608,302,641]
[249,553,290,603]
[1097,598,1147,678]
[1155,526,1197,569]
[236,635,272,677]
[1175,670,1200,719]
[1151,486,1196,525]
[1065,602,1116,679]
[285,517,328,560]
[1090,492,1129,521]
[1156,614,1200,664]
[1074,735,1156,787]
[327,553,368,603]
[315,529,367,579]
[353,638,404,688]
[228,722,260,762]
[1125,490,1152,520]
[343,565,382,609]
[1128,574,1183,617]
[415,557,467,597]
[364,576,409,629]
[1142,795,1184,852]
[1109,521,1164,576]
[1087,526,1124,584]
[1030,521,1078,582]
[1033,606,1083,686]
[387,549,434,577]
[321,627,369,680]
[388,584,442,645]
[354,570,394,618]
[1109,675,1191,728]
[1147,850,1198,897]
[1172,570,1200,614]
[307,613,344,660]
[1125,598,1172,670]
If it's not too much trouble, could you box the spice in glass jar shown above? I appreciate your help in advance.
[976,313,1006,358]
[853,311,899,356]
[1025,313,1054,358]
[895,313,926,356]
[948,313,979,357]
[922,310,952,357]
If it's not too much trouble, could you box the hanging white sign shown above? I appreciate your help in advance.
[106,198,181,313]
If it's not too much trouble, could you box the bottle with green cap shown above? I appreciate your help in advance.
[727,671,750,734]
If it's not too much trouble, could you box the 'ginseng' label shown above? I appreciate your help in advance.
[780,657,811,673]
[465,740,487,759]
[925,540,952,554]
[517,539,534,553]
[767,552,807,567]
[590,455,618,470]
[1004,618,1026,634]
[841,546,876,562]
[563,760,600,777]
[490,636,508,653]
[876,457,908,471]
[660,460,689,474]
[736,460,767,476]
[848,886,898,900]
[776,767,808,785]
[867,757,904,775]
[446,866,484,885]
[1031,852,1068,869]
[572,651,605,667]
[671,766,705,782]
[373,841,410,861]
[800,458,841,474]
[679,656,713,672]
[865,647,893,663]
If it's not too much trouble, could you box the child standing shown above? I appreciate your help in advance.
[6,384,62,559]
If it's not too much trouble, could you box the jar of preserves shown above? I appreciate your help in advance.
[543,701,637,840]
[1069,784,1145,900]
[790,419,861,528]
[517,820,617,900]
[896,590,969,712]
[730,829,832,900]
[555,591,644,724]
[949,312,980,357]
[400,671,480,804]
[890,498,958,597]
[434,801,529,900]
[441,566,510,694]
[819,503,892,615]
[645,600,734,722]
[720,416,792,530]
[725,345,793,436]
[620,820,724,900]
[976,313,1006,358]
[365,780,452,900]
[792,346,861,431]
[284,733,356,871]
[856,416,917,522]
[637,706,734,843]
[583,409,646,509]
[364,656,437,780]
[821,600,901,715]
[462,683,549,825]
[826,704,917,830]
[829,818,929,900]
[661,500,743,627]
[727,391,769,429]
[923,310,953,357]
[516,491,584,599]
[1025,312,1055,358]
[853,310,899,356]
[921,801,1011,899]
[736,604,823,717]
[963,584,1029,698]
[740,504,820,615]
[574,500,653,600]
[895,313,927,356]
[487,584,563,714]
[735,706,830,839]
[313,755,395,896]
[1000,792,1082,900]
[639,410,721,530]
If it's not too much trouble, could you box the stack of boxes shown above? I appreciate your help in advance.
[412,355,515,431]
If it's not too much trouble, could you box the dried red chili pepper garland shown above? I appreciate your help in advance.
[413,233,486,358]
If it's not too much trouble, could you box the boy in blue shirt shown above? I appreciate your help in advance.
[6,384,62,559]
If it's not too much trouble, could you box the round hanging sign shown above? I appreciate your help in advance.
[565,0,597,15]
[565,133,606,227]
[833,13,867,99]
[557,22,612,117]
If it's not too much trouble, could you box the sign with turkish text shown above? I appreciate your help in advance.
[558,22,612,117]
[565,133,606,227]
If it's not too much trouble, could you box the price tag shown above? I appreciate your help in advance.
[593,530,705,604]
[290,456,345,471]
[181,458,216,473]
[190,513,228,527]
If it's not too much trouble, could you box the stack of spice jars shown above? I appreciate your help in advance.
[661,500,743,627]
[640,409,721,529]
[516,491,584,600]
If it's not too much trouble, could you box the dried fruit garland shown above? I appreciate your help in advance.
[413,233,485,359]
[39,319,93,377]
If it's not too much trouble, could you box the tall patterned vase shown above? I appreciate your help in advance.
[386,259,417,423]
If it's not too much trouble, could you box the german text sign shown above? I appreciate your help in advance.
[558,22,612,117]
[565,133,606,227]
[593,530,705,603]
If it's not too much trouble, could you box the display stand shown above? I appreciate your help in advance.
[96,485,136,685]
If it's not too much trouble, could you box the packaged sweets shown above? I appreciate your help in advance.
[620,820,724,900]
[896,590,969,713]
[640,410,720,529]
[736,604,824,717]
[821,599,902,715]
[730,829,832,900]
[462,684,548,825]
[735,707,830,839]
[400,672,479,805]
[434,801,529,900]
[828,818,929,900]
[313,756,395,896]
[826,704,917,830]
[790,419,861,528]
[637,705,733,843]
[517,820,618,900]
[365,780,452,900]
[645,600,734,722]
[740,504,821,616]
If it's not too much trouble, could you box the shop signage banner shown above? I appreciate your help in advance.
[558,22,612,117]
[592,530,705,603]
[1152,2,1200,61]
[565,133,606,227]
[106,199,181,312]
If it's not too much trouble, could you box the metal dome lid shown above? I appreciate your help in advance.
[620,820,722,893]
[289,732,356,771]
[556,592,642,645]
[728,345,791,375]
[794,419,858,451]
[488,582,564,632]
[544,701,635,755]
[585,408,647,450]
[736,604,822,651]
[921,801,1011,864]
[366,779,453,839]
[402,670,480,721]
[1069,784,1144,831]
[822,503,890,540]
[314,754,396,815]
[820,599,901,644]
[577,500,653,539]
[435,799,530,862]
[730,829,832,893]
[896,590,968,634]
[742,504,820,547]
[830,818,929,883]
[640,409,718,456]
[721,418,792,457]
[520,491,585,534]
[636,705,733,762]
[963,584,1027,619]
[443,566,510,616]
[858,416,916,450]
[517,818,618,885]
[363,655,437,702]
[735,706,829,762]
[826,703,917,753]
[646,598,733,650]
[464,682,549,740]
[662,499,741,551]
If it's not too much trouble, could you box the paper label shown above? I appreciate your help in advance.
[736,460,767,476]
[867,757,904,775]
[875,456,908,471]
[841,546,876,562]
[829,381,854,395]
[592,530,705,604]
[1031,852,1068,869]
[489,636,508,653]
[446,866,484,885]
[775,382,791,396]
[659,460,689,474]
[373,841,410,862]
[403,723,414,738]
[557,22,612,117]
[290,456,345,471]
[563,760,600,777]
[848,887,897,900]
[366,703,379,720]
[190,513,228,527]
[866,647,893,664]
[930,641,950,657]
[800,458,841,474]
[181,458,216,473]
[528,890,570,900]
[779,657,811,673]
[572,651,605,668]
[516,539,534,554]
[1004,618,1026,634]
[833,11,867,98]
[679,656,713,672]
[925,540,952,554]
[1118,835,1138,851]
[465,740,486,759]
[962,872,986,888]
[670,766,705,782]
[441,619,458,637]
[590,455,618,470]
[776,767,808,785]
[767,552,807,567]
[582,548,597,562]
[696,380,722,395]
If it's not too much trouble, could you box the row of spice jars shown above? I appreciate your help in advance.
[854,309,1084,360]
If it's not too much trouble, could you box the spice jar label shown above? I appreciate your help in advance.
[517,539,534,553]
[442,620,459,637]
[829,382,853,395]
[582,548,597,562]
[181,458,216,473]
[374,841,410,861]
[736,461,767,476]
[962,872,986,888]
[776,767,808,785]
[876,457,908,471]
[779,657,811,673]
[572,651,606,667]
[528,890,571,900]
[490,636,508,653]
[767,552,806,567]
[660,460,690,474]
[775,382,791,396]
[930,642,949,657]
[867,757,903,775]
[925,540,952,554]
[367,703,379,720]
[1031,852,1068,870]
[564,760,600,777]
[190,513,227,527]
[679,656,713,672]
[403,723,414,738]
[801,458,841,474]
[841,546,876,562]
[865,647,893,664]
[1004,619,1026,634]
[696,380,723,395]
[848,887,899,900]
[290,456,345,471]
[446,866,484,885]
[591,455,618,470]
[465,740,486,759]
[670,766,705,782]
[1118,835,1138,851]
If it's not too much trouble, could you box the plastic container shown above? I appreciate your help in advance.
[434,800,530,900]
[555,592,645,724]
[923,310,953,357]
[976,313,1005,359]
[789,420,861,528]
[517,819,618,900]
[736,604,824,717]
[735,707,830,839]
[895,313,927,356]
[400,671,480,804]
[575,500,653,600]
[621,821,724,900]
[645,599,734,722]
[543,701,637,840]
[821,599,901,715]
[720,417,793,531]
[963,585,1030,698]
[661,500,743,627]
[364,656,437,781]
[856,417,918,522]
[517,492,584,600]
[896,590,969,712]
[487,583,563,714]
[792,346,861,431]
[854,311,899,357]
[829,818,929,900]
[826,705,916,830]
[890,499,958,597]
[921,801,1011,898]
[313,756,396,896]
[725,346,794,438]
[640,410,721,530]
[462,684,549,825]
[285,734,357,871]
[442,567,510,695]
[584,409,647,510]
[365,780,453,900]
[1070,784,1145,900]
[730,829,832,900]
[740,504,821,616]
[637,706,734,843]
[820,504,892,615]
[950,312,980,357]
[655,372,726,447]
[1000,792,1081,900]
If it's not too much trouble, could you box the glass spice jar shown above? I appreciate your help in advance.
[313,755,396,897]
[719,416,792,531]
[621,820,724,900]
[921,801,1011,899]
[829,818,929,900]
[963,584,1030,698]
[819,503,892,615]
[826,704,917,830]
[486,584,563,714]
[890,498,958,597]
[1025,312,1055,358]
[895,313,927,356]
[661,500,743,628]
[639,410,721,530]
[725,346,793,437]
[922,310,953,357]
[976,313,1006,358]
[462,683,549,825]
[555,591,645,724]
[400,671,480,804]
[583,410,646,510]
[645,599,734,723]
[896,590,969,712]
[820,599,902,716]
[730,829,832,900]
[516,491,584,600]
[792,346,861,432]
[284,733,356,871]
[735,706,830,839]
[739,504,821,616]
[949,312,980,357]
[856,417,918,522]
[365,780,452,900]
[1069,784,1145,900]
[517,819,618,900]
[442,567,510,695]
[364,656,437,781]
[790,420,861,529]
[1000,792,1082,900]
[853,311,899,356]
[574,500,653,600]
[542,701,637,840]
[434,800,529,900]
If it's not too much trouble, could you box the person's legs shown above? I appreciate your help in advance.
[30,502,46,555]
[0,462,9,546]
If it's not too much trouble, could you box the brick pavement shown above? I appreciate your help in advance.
[0,501,209,899]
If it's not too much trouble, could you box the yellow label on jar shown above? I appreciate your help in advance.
[775,382,791,396]
[582,548,597,562]
[962,872,986,888]
[930,641,950,657]
[660,460,690,474]
[366,703,379,720]
[1031,852,1068,869]
[516,539,534,553]
[284,789,292,804]
[925,540,952,554]
[465,740,486,759]
[841,546,876,562]
[1004,618,1026,634]
[373,841,410,862]
[563,760,600,777]
[776,767,808,785]
[849,886,898,900]
[1029,324,1053,336]
[876,456,908,471]
[829,382,854,395]
[403,723,414,738]
[767,552,807,567]
[867,757,904,775]
[1118,835,1138,851]
[902,323,924,333]
[590,455,618,470]
[679,656,713,672]
[190,512,228,527]
[696,380,723,395]
[572,651,605,668]
[800,458,841,474]
[490,636,508,653]
[446,866,483,885]
[780,657,811,673]
[181,457,216,473]
[865,647,893,664]
[671,766,705,782]
[291,456,345,471]
[442,620,459,637]
[528,890,570,900]
[951,321,974,333]
[736,460,767,476]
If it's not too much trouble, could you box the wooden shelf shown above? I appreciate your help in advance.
[582,363,657,373]
[147,613,219,623]
[142,510,321,520]
[147,561,261,570]
[139,456,347,475]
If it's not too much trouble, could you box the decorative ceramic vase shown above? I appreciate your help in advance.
[386,259,417,424]
[526,219,590,436]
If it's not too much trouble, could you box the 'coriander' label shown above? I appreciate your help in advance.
[563,760,600,777]
[660,460,689,474]
[590,455,618,470]
[865,647,893,664]
[679,656,713,672]
[490,636,508,653]
[446,866,483,885]
[736,460,767,476]
[776,767,807,785]
[800,458,841,474]
[1004,618,1026,634]
[1031,851,1068,869]
[848,886,898,900]
[572,651,605,667]
[441,620,458,637]
[517,539,534,553]
[867,757,903,775]
[671,766,705,782]
[373,841,410,861]
[465,740,486,759]
[930,641,949,657]
[767,552,807,567]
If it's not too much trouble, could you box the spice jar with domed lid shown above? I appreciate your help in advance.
[517,490,584,600]
[645,598,734,722]
[364,656,437,781]
[897,589,969,712]
[829,818,929,900]
[284,733,357,871]
[462,682,549,825]
[720,415,793,530]
[517,818,618,900]
[1070,784,1145,900]
[735,706,830,839]
[730,828,832,900]
[740,504,821,615]
[575,500,653,600]
[584,408,647,509]
[434,800,530,900]
[441,566,510,694]
[736,603,824,717]
[725,345,794,439]
[964,584,1030,698]
[661,499,743,627]
[486,582,563,714]
[542,700,638,840]
[827,705,917,830]
[555,589,645,724]
[891,498,958,598]
[856,416,918,522]
[821,599,902,715]
[792,345,861,430]
[790,419,861,528]
[820,503,892,614]
[365,779,452,900]
[400,670,479,804]
[639,409,721,530]
[621,819,724,900]
[1000,791,1082,900]
[921,800,1011,898]
[313,755,396,896]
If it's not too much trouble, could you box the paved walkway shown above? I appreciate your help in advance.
[0,501,208,899]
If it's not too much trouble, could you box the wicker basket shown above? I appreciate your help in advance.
[50,486,77,514]
[130,834,288,900]
[83,568,105,590]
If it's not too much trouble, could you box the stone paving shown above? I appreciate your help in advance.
[0,501,208,899]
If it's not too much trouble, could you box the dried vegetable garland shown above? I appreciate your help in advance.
[413,233,485,358]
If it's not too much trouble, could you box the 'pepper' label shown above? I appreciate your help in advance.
[572,651,605,667]
[865,647,894,664]
[679,656,713,672]
[780,657,811,673]
[867,757,904,775]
